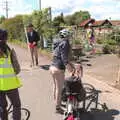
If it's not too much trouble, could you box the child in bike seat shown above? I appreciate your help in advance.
[61,63,85,102]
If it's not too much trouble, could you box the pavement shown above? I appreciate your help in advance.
[10,44,120,120]
[82,54,120,88]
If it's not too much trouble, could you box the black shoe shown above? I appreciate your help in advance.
[56,105,64,114]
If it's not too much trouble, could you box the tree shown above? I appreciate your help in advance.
[0,16,6,24]
[64,15,74,25]
[52,12,65,33]
[64,10,91,25]
[1,15,24,41]
[31,8,55,49]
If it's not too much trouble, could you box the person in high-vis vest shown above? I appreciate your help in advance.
[0,29,22,120]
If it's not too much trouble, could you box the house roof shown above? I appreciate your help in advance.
[79,19,120,27]
[93,19,113,26]
[110,20,120,26]
[80,18,95,27]
[93,20,105,26]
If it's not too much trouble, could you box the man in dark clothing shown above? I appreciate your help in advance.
[27,23,40,67]
[49,29,74,113]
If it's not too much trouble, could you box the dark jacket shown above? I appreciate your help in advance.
[27,30,40,45]
[52,38,70,70]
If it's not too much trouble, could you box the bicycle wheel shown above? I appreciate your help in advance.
[8,108,30,120]
[90,102,109,112]
[83,83,95,94]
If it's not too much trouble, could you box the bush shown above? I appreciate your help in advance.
[105,39,117,45]
[102,44,111,54]
[73,39,81,45]
[97,39,103,44]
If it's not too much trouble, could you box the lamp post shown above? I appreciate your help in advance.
[39,0,41,10]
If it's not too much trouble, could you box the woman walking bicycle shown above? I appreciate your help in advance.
[50,29,74,113]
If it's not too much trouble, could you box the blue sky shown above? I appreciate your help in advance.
[0,0,120,20]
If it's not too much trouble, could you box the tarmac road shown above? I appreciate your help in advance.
[11,44,120,120]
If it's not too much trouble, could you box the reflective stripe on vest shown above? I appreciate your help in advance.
[0,74,16,78]
[0,64,12,68]
[0,53,21,91]
[0,58,16,78]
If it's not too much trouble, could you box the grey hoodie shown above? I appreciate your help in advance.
[52,38,70,70]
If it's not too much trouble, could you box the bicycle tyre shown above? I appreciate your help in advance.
[83,83,95,94]
[8,108,30,120]
[90,102,109,112]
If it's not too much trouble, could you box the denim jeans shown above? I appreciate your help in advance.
[0,88,21,120]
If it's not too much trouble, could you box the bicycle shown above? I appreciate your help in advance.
[62,82,108,120]
[7,104,30,120]
[62,76,85,120]
[82,83,108,111]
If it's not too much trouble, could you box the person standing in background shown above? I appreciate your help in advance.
[27,23,40,67]
[86,23,96,54]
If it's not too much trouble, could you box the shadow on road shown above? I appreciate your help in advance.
[79,109,119,120]
[39,65,50,70]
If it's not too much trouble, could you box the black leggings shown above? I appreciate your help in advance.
[0,88,21,120]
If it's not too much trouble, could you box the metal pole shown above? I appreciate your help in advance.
[4,0,9,18]
[49,7,53,42]
[39,0,41,10]
[6,0,8,18]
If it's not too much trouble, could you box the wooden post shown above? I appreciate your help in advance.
[116,65,120,84]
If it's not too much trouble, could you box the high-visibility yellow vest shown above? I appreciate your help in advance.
[0,53,22,91]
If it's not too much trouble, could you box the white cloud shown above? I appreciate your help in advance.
[0,0,120,20]
[41,0,82,10]
[88,2,120,20]
[0,0,33,17]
